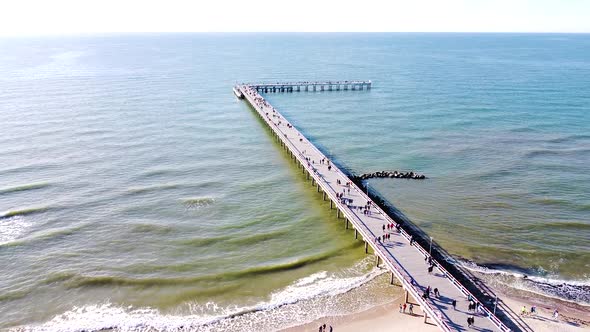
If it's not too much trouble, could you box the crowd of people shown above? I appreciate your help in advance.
[244,85,273,111]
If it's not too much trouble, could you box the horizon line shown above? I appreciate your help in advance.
[1,31,590,38]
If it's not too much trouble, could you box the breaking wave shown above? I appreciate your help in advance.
[13,259,387,332]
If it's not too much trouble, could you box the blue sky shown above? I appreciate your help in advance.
[0,0,588,36]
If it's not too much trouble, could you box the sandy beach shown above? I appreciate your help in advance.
[282,300,438,332]
[500,293,590,332]
[282,286,590,332]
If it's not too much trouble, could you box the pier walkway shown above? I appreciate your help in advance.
[245,80,371,93]
[235,82,512,332]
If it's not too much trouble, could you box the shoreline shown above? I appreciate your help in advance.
[280,285,439,332]
[281,282,590,332]
[281,301,438,332]
[498,290,590,331]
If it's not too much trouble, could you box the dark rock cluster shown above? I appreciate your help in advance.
[356,170,426,180]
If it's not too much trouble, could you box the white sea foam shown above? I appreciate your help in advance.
[15,258,388,332]
[17,304,218,332]
[263,266,383,310]
[294,271,327,286]
[460,258,590,287]
[458,259,590,306]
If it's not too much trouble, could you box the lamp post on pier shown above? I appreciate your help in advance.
[429,236,433,256]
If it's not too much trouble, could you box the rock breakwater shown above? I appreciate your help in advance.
[355,171,426,180]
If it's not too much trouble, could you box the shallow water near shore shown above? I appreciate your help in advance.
[0,33,589,330]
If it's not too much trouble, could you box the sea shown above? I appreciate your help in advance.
[0,33,589,330]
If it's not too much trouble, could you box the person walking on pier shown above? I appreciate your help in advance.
[403,303,407,313]
[409,303,414,315]
[452,299,457,310]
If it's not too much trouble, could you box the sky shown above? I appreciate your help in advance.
[0,0,589,36]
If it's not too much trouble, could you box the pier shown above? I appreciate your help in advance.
[244,80,372,93]
[235,81,516,332]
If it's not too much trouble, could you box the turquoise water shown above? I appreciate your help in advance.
[0,33,589,330]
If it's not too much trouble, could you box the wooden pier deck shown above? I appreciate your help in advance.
[235,82,513,332]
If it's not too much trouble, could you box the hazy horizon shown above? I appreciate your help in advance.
[1,0,589,36]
